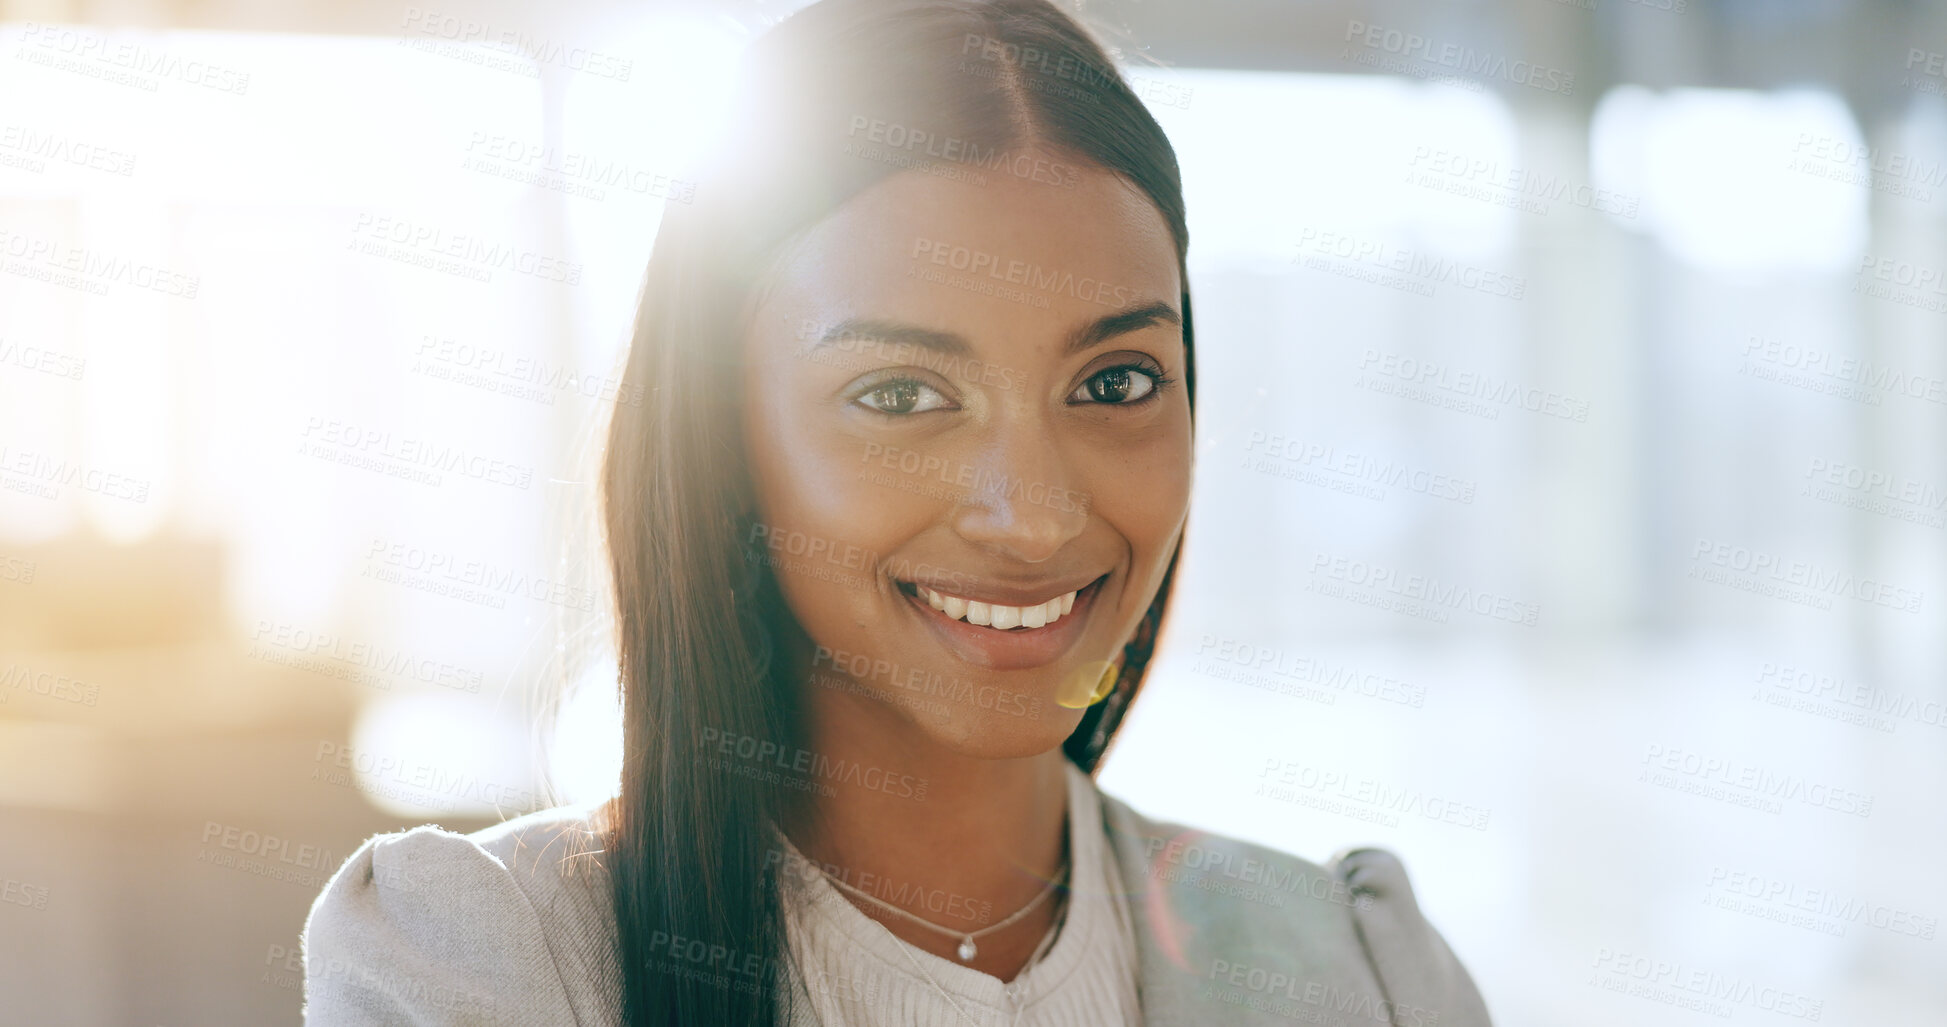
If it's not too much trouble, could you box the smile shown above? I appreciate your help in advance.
[894,575,1108,671]
[916,585,1077,630]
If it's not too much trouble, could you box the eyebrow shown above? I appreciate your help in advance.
[815,300,1182,359]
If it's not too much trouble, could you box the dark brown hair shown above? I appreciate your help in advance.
[598,1,1192,1022]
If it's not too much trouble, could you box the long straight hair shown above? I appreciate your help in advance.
[598,1,1193,1022]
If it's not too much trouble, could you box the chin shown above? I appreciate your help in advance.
[903,699,1089,761]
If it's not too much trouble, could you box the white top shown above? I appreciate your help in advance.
[775,760,1141,1027]
[302,765,1494,1026]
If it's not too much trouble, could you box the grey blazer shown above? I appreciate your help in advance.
[302,789,1493,1025]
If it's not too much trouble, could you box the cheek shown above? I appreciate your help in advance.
[1074,414,1191,629]
[743,390,938,627]
[1081,417,1193,556]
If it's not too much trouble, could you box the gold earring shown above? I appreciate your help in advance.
[1057,660,1119,709]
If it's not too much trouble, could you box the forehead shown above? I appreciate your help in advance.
[756,160,1182,349]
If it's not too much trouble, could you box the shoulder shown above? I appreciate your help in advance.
[1095,788,1493,1027]
[301,802,621,1026]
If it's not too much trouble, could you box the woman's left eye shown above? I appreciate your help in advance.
[854,378,952,415]
[1070,366,1158,405]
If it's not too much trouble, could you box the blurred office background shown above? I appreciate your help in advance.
[3,0,1944,1022]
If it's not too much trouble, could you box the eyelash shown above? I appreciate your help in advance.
[852,378,956,417]
[850,364,1176,417]
[1072,363,1175,407]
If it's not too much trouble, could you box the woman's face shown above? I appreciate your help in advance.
[741,155,1191,758]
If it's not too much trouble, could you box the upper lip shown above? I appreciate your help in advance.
[899,573,1105,607]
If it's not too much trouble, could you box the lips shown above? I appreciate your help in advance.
[896,575,1108,671]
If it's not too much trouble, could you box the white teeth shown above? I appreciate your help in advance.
[916,586,1082,631]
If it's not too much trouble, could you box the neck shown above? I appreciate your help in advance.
[784,686,1072,982]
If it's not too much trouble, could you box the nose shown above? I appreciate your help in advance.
[947,419,1089,563]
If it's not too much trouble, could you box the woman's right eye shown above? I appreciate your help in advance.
[853,378,952,416]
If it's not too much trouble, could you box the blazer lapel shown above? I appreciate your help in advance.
[1096,790,1399,1027]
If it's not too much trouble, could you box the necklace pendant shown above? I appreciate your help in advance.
[957,937,977,961]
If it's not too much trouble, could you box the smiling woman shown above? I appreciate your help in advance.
[300,1,1491,1025]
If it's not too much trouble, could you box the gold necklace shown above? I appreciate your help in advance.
[804,879,1069,1027]
[818,859,1070,962]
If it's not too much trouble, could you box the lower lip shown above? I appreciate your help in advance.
[901,578,1106,671]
